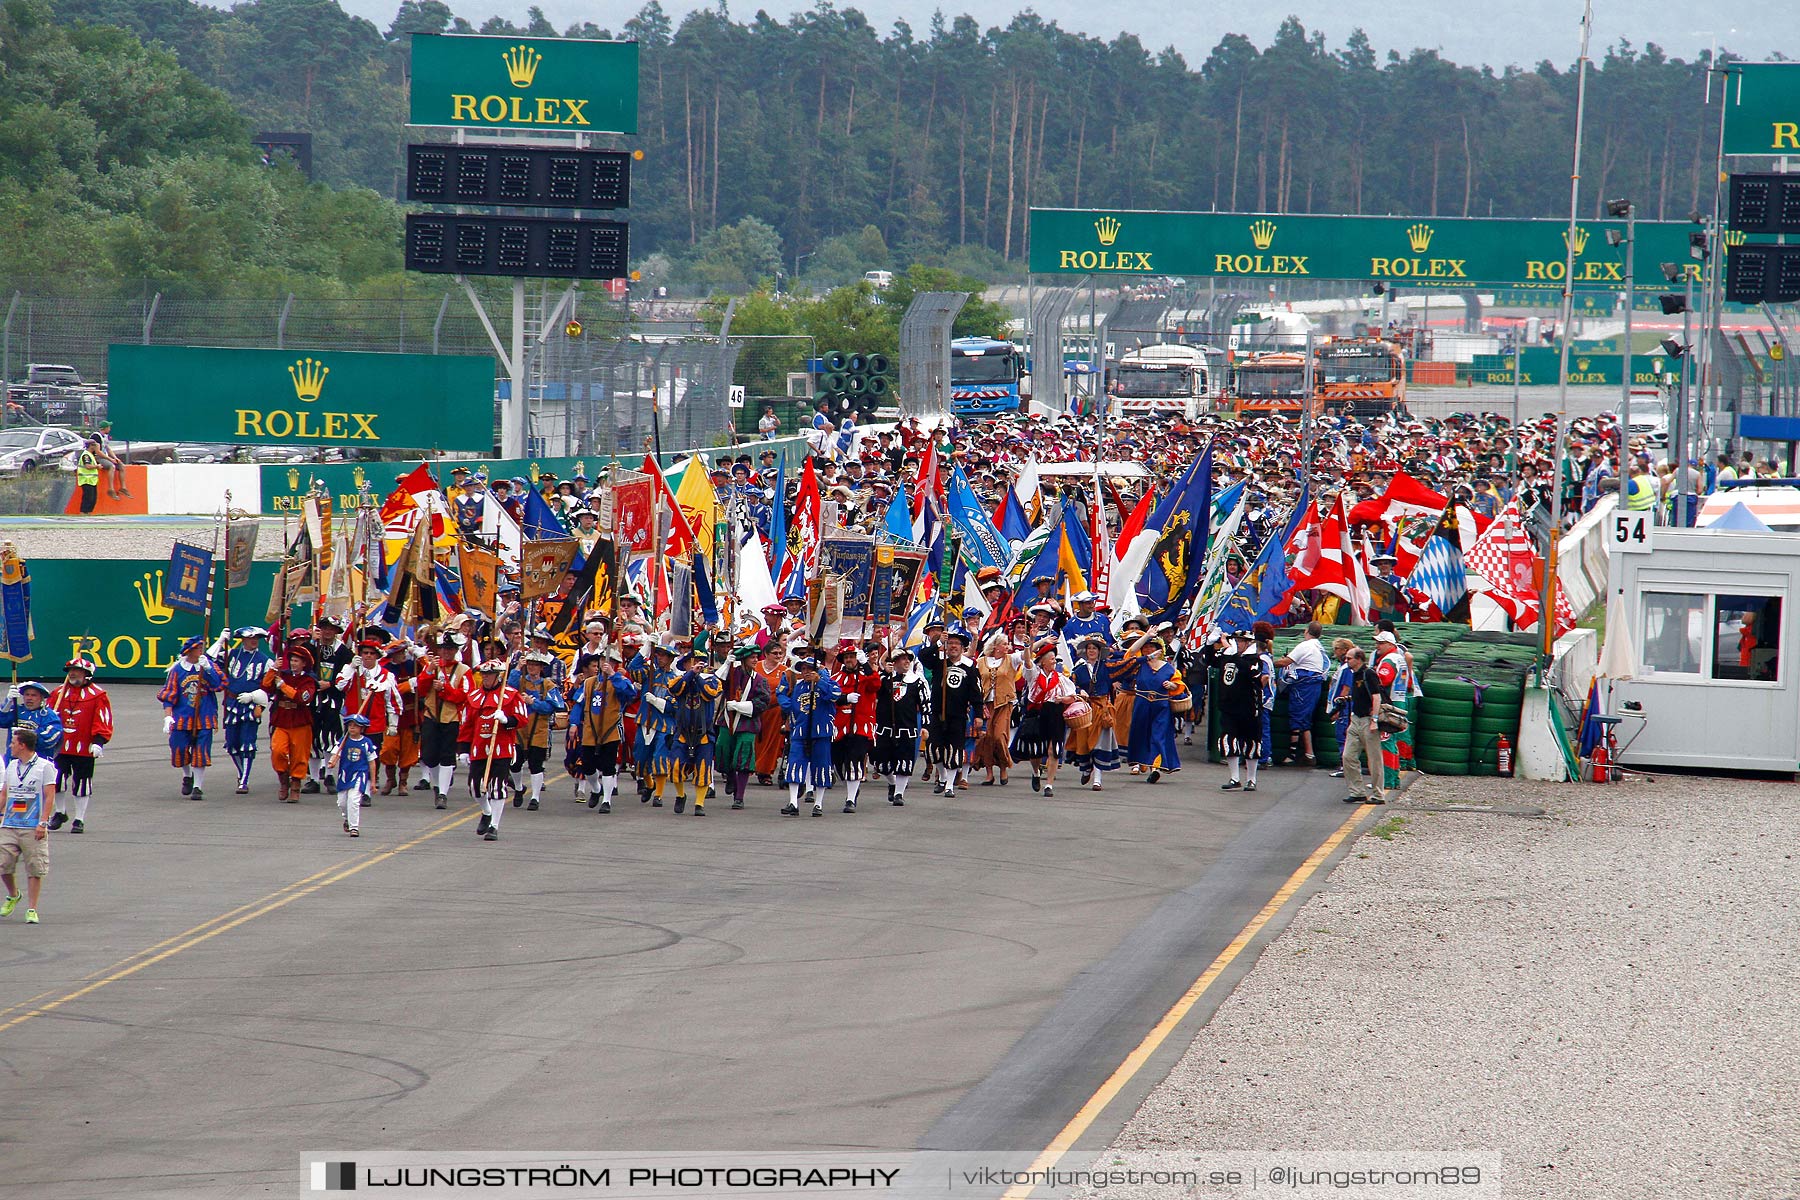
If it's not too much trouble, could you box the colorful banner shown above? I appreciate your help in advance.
[520,539,578,601]
[0,545,31,663]
[819,535,877,624]
[225,520,260,590]
[166,542,214,616]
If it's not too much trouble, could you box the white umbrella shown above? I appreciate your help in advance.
[1596,598,1636,680]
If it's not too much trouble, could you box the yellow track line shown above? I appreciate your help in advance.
[1001,803,1374,1200]
[0,802,486,1036]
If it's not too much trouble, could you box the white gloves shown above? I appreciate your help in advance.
[209,634,229,658]
[162,715,174,735]
[244,689,270,708]
[92,743,105,759]
[844,692,860,704]
[646,694,667,712]
[457,752,471,767]
[727,699,753,716]
[715,661,731,681]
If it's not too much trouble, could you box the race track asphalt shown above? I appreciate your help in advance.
[0,684,1362,1196]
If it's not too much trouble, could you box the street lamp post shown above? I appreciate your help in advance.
[1606,199,1635,491]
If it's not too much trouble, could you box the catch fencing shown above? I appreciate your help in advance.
[0,279,765,459]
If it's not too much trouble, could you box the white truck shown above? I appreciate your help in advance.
[1111,343,1222,418]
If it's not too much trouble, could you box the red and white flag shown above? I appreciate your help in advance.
[1347,470,1447,527]
[641,455,698,559]
[1288,493,1372,624]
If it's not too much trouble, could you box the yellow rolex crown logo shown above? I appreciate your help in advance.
[1577,358,1590,371]
[1406,223,1434,254]
[353,466,367,491]
[287,467,300,491]
[503,44,542,87]
[1249,219,1277,250]
[1094,217,1122,247]
[528,461,541,483]
[135,570,174,625]
[1724,229,1747,247]
[1563,226,1590,255]
[288,357,328,403]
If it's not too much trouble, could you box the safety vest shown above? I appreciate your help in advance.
[1625,474,1655,511]
[76,449,100,486]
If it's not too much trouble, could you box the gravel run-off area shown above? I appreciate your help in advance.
[1108,774,1799,1200]
[0,516,296,560]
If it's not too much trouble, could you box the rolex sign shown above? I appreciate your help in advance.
[107,345,495,452]
[409,34,639,134]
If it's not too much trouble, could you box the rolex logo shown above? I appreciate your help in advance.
[288,357,328,403]
[1563,226,1590,255]
[352,466,367,492]
[288,467,301,491]
[1249,219,1277,250]
[1724,229,1747,247]
[135,570,174,625]
[1406,224,1434,254]
[1094,216,1121,247]
[528,461,541,482]
[1577,358,1590,371]
[502,44,542,88]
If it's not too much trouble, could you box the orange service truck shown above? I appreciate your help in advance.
[1230,351,1315,419]
[1313,336,1408,418]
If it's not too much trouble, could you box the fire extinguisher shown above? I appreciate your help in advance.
[1496,733,1513,778]
[1588,738,1608,784]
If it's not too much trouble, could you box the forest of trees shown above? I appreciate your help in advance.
[3,0,1757,295]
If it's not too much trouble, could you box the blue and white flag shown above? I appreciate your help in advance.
[945,467,1008,572]
[884,480,915,544]
[1215,480,1311,634]
[1135,444,1213,627]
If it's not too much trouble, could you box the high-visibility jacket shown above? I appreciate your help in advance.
[1625,474,1656,511]
[76,449,101,486]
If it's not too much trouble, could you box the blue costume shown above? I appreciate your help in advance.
[633,657,679,790]
[778,673,842,790]
[1259,648,1276,766]
[158,653,225,770]
[1,689,63,766]
[1070,658,1122,774]
[1061,611,1113,651]
[1115,655,1180,772]
[223,642,274,791]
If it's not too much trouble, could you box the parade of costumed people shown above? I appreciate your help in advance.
[0,394,1616,858]
[12,394,1598,845]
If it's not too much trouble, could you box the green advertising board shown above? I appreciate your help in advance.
[1466,350,1678,388]
[108,345,495,452]
[1028,209,1706,286]
[1722,63,1800,157]
[19,558,304,682]
[255,434,819,515]
[409,34,639,134]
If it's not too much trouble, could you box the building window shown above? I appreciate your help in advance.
[1713,595,1782,683]
[1642,592,1706,675]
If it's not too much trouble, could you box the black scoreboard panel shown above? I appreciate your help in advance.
[1728,172,1800,235]
[406,144,631,210]
[405,213,630,280]
[1725,243,1800,305]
